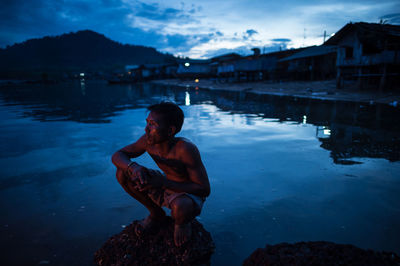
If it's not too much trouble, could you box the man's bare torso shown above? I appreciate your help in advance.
[146,137,191,183]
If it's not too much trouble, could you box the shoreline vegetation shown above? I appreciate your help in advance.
[152,79,400,106]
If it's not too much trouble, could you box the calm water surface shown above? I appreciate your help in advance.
[0,81,399,265]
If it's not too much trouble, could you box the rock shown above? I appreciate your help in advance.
[243,241,400,266]
[94,217,215,266]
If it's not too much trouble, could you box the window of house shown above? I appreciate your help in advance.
[345,47,353,59]
[363,42,380,55]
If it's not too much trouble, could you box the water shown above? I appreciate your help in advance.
[0,81,399,265]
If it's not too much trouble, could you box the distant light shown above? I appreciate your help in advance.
[80,73,85,77]
[323,129,331,135]
[302,115,307,124]
[195,79,199,83]
[184,62,190,67]
[128,71,131,75]
[185,91,190,106]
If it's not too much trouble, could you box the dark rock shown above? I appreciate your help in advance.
[243,241,400,266]
[94,217,215,266]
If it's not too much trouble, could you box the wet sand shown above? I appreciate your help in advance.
[152,79,400,105]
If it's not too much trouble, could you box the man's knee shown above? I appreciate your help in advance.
[116,168,127,184]
[171,196,195,217]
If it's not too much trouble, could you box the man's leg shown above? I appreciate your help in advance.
[116,168,165,230]
[170,196,198,246]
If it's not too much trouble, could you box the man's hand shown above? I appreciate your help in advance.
[127,164,164,191]
[127,163,149,189]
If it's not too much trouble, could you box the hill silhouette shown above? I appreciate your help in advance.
[0,30,176,79]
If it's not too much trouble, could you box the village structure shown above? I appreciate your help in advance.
[116,22,400,91]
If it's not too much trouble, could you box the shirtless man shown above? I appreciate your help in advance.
[112,102,210,246]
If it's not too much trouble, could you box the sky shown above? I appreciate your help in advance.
[1,0,399,58]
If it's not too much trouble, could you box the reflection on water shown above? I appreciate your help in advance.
[1,81,399,163]
[185,91,191,106]
[0,81,400,265]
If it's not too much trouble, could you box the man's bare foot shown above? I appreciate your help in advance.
[174,223,192,247]
[135,213,166,236]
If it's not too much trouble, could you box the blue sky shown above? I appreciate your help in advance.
[1,0,399,58]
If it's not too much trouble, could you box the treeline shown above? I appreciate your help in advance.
[0,30,176,79]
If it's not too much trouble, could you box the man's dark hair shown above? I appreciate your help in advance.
[147,102,184,134]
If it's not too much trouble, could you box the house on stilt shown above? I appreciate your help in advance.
[324,22,400,90]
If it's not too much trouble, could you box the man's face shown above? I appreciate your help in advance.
[145,111,170,145]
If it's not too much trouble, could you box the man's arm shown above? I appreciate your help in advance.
[111,134,147,172]
[161,141,210,198]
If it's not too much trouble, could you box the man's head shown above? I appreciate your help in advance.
[145,102,184,144]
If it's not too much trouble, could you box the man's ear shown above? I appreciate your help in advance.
[168,126,176,136]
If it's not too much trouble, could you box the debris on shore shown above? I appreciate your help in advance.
[94,217,215,266]
[243,241,400,266]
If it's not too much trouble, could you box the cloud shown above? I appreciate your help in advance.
[380,13,400,24]
[242,29,258,40]
[246,29,258,37]
[0,0,131,46]
[165,34,190,48]
[135,2,185,21]
[267,38,292,51]
[271,38,291,43]
[161,32,216,54]
[1,0,399,58]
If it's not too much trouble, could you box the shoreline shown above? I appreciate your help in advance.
[152,79,400,106]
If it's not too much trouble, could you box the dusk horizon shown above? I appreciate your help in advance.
[1,0,399,59]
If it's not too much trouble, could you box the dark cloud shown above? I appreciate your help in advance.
[380,13,400,24]
[246,29,258,36]
[136,3,184,21]
[197,35,212,43]
[161,32,218,54]
[243,29,258,40]
[133,1,200,23]
[0,0,76,44]
[166,34,190,48]
[271,38,291,42]
[216,31,224,37]
[268,38,292,51]
[0,0,130,47]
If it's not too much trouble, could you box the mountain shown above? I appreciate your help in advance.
[0,30,176,78]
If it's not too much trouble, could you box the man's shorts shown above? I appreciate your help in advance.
[144,169,206,215]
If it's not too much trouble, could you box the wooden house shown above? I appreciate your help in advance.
[261,48,307,81]
[176,59,212,79]
[324,22,400,90]
[210,53,242,81]
[279,45,337,81]
[123,63,178,81]
[215,48,305,83]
